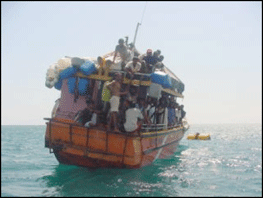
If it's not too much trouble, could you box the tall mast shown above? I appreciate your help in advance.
[132,2,147,47]
[133,22,141,47]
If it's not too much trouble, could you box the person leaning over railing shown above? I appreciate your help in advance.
[124,56,141,79]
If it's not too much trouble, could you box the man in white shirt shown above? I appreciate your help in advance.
[124,103,144,132]
[124,56,141,78]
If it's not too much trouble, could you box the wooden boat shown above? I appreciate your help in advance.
[44,25,189,169]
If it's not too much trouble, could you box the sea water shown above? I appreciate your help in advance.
[1,124,262,197]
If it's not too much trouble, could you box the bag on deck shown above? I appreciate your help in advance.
[59,67,78,79]
[150,71,172,89]
[80,60,97,76]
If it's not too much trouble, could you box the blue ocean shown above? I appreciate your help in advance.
[1,124,262,197]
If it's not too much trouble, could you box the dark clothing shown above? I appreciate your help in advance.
[74,108,92,125]
[142,55,160,73]
[181,109,186,118]
[143,55,159,66]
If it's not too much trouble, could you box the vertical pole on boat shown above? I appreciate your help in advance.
[132,1,147,46]
[133,22,141,47]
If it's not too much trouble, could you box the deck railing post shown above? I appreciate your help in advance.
[69,124,73,144]
[106,131,109,152]
[122,134,128,167]
[49,119,53,153]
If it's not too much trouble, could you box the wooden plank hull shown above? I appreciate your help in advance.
[45,118,187,169]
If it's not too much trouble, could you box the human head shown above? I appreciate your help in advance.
[153,51,158,57]
[146,49,152,55]
[105,60,113,67]
[156,49,161,56]
[118,38,124,45]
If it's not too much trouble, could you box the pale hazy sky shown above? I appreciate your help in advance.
[1,1,262,125]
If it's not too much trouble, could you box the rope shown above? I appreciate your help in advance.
[140,2,147,25]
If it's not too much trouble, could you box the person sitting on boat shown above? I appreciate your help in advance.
[84,101,101,128]
[153,55,165,72]
[156,49,161,57]
[96,57,113,76]
[142,49,159,73]
[106,72,129,132]
[74,100,98,126]
[113,38,133,71]
[124,56,141,79]
[96,56,106,76]
[124,102,144,133]
[195,132,200,139]
[138,98,151,125]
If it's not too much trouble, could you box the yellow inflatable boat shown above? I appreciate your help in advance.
[187,133,211,140]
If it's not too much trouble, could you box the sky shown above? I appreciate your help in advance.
[1,1,262,125]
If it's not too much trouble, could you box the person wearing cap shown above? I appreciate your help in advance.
[142,49,158,73]
[124,56,141,77]
[113,38,132,69]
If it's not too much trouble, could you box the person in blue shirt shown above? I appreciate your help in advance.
[142,49,157,73]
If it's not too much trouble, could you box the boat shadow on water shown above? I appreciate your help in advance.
[40,144,189,197]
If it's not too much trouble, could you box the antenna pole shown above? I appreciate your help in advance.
[133,22,141,47]
[133,2,147,47]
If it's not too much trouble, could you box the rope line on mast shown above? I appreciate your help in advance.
[140,1,147,25]
[133,2,147,46]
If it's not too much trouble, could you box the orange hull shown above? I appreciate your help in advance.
[45,118,187,169]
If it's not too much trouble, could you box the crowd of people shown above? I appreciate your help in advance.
[74,72,186,133]
[73,38,186,133]
[97,38,165,77]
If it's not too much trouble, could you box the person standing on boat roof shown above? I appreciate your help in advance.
[106,72,129,132]
[113,38,133,70]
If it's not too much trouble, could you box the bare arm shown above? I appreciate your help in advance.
[113,46,118,63]
[106,81,114,93]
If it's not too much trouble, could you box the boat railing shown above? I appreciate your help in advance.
[44,117,140,137]
[141,124,168,132]
[109,70,151,81]
[141,123,183,132]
